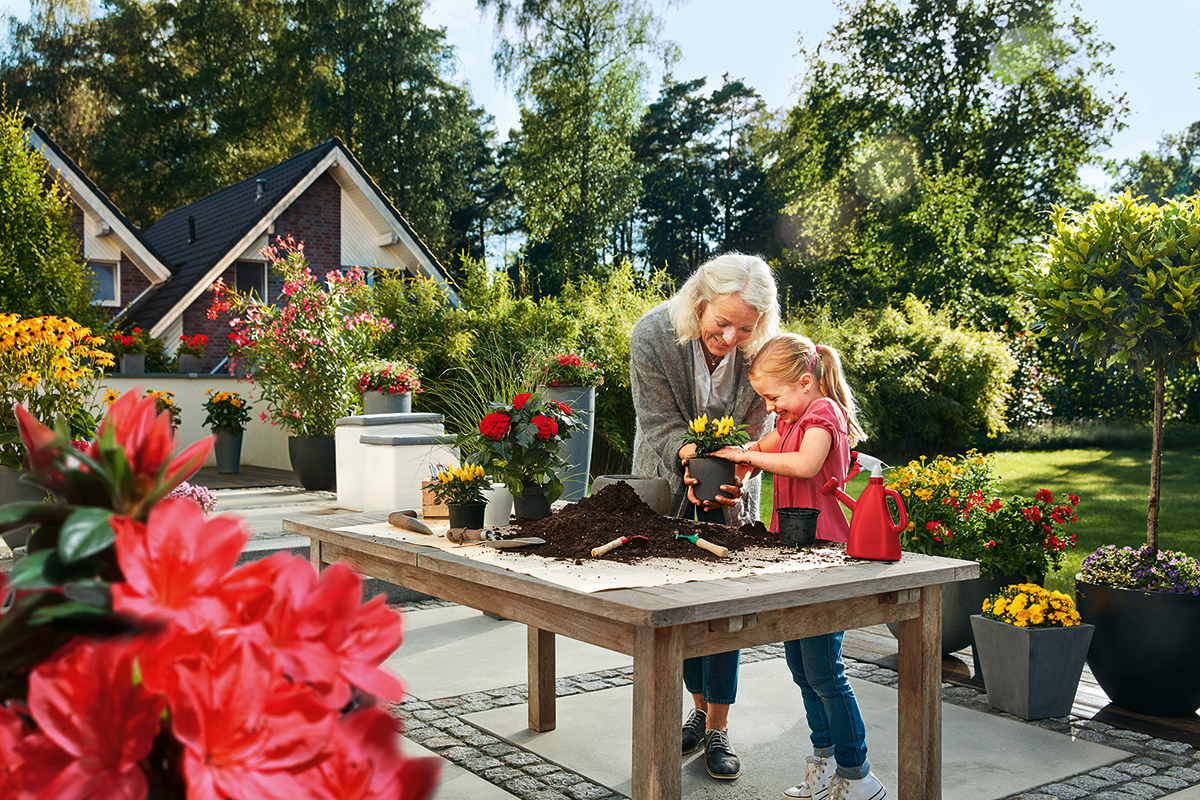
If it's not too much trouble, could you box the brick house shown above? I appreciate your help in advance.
[25,120,173,317]
[28,122,456,372]
[129,138,457,373]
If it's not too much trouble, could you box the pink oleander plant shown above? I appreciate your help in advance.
[208,237,394,436]
[0,391,440,799]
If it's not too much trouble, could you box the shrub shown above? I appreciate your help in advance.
[798,297,1016,457]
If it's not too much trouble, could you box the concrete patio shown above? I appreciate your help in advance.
[213,484,1200,800]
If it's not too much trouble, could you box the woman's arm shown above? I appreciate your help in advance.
[712,427,833,479]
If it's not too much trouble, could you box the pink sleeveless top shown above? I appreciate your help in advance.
[770,397,851,542]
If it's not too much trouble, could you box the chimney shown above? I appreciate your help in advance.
[256,178,266,200]
[188,216,196,244]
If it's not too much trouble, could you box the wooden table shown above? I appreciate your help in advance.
[284,511,979,800]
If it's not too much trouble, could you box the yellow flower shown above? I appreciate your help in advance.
[689,415,708,435]
[17,370,39,388]
[103,387,120,405]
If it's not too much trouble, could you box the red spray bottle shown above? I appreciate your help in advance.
[821,452,907,562]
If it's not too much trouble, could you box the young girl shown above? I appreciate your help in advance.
[713,333,886,800]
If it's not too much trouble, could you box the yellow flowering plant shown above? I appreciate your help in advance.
[0,313,114,468]
[980,583,1082,628]
[680,414,750,456]
[201,389,253,434]
[429,462,489,505]
[145,389,181,427]
[887,450,992,553]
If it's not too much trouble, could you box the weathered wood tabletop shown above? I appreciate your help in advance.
[283,511,979,800]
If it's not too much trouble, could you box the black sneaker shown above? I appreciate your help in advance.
[682,709,707,754]
[704,729,741,780]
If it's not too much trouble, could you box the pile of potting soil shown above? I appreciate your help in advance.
[503,480,848,566]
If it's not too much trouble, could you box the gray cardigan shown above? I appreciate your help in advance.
[629,303,773,525]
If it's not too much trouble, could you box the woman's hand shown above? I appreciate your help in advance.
[684,463,744,510]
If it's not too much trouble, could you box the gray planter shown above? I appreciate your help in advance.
[362,391,412,415]
[970,615,1094,720]
[543,385,594,503]
[120,353,145,374]
[177,353,202,373]
[214,428,243,474]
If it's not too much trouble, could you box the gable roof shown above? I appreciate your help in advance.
[23,119,173,287]
[128,138,458,336]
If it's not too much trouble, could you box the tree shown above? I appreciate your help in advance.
[633,75,774,282]
[296,0,498,263]
[0,101,100,325]
[483,0,670,287]
[0,0,109,162]
[1110,121,1200,205]
[767,0,1126,316]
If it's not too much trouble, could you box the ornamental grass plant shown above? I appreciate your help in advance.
[209,237,393,436]
[0,314,113,468]
[980,583,1083,628]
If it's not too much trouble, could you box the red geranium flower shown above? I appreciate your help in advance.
[1035,488,1053,504]
[512,393,532,410]
[531,415,558,439]
[1068,494,1080,506]
[479,412,511,441]
[553,401,572,415]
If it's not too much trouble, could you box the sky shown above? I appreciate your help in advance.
[2,0,1198,192]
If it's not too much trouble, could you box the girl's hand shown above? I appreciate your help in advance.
[710,445,748,463]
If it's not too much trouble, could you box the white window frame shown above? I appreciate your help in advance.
[89,260,120,307]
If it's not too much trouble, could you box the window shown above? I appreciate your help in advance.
[90,261,119,306]
[236,261,267,302]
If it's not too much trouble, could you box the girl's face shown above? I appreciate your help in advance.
[698,294,760,359]
[751,372,816,424]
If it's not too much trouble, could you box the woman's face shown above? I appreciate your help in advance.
[698,294,760,358]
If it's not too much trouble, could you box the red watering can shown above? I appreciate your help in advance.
[821,452,907,562]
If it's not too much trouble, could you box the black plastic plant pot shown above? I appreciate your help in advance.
[777,507,819,547]
[688,455,736,506]
[447,502,487,530]
[1076,580,1200,717]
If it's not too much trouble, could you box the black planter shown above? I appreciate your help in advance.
[1076,580,1200,717]
[513,482,551,521]
[213,429,243,474]
[288,435,337,492]
[688,455,736,506]
[777,507,820,547]
[447,502,488,529]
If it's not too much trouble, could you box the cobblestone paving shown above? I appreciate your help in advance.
[393,599,1200,800]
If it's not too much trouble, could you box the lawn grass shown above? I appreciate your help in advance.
[758,448,1200,598]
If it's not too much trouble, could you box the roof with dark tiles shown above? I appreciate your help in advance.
[126,138,452,331]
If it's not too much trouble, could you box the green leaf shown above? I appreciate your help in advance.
[0,501,63,532]
[7,549,56,590]
[28,600,111,626]
[57,507,115,563]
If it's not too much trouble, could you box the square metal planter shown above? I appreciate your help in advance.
[970,614,1094,720]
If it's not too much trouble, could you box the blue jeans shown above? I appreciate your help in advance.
[683,649,740,705]
[785,633,870,780]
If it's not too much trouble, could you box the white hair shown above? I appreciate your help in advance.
[667,253,780,356]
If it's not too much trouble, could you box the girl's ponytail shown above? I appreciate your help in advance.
[813,344,865,446]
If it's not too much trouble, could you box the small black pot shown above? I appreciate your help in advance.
[447,502,487,529]
[688,455,736,506]
[513,482,551,520]
[777,507,820,547]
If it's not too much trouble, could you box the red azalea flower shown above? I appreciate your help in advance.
[0,703,72,800]
[512,393,532,410]
[309,705,440,800]
[531,415,558,440]
[479,412,511,441]
[28,637,167,800]
[1069,494,1080,506]
[112,498,250,631]
[1035,488,1053,504]
[164,635,334,800]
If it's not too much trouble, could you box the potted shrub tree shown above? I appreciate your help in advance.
[202,389,253,473]
[209,237,393,491]
[535,352,604,502]
[1023,190,1200,716]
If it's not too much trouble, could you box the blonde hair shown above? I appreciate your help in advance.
[667,253,780,356]
[750,333,866,445]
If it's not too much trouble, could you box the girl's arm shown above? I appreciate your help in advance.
[712,427,833,479]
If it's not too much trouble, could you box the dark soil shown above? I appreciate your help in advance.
[505,481,848,567]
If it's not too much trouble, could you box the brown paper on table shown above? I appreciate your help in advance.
[334,521,843,593]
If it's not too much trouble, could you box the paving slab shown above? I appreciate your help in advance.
[400,735,516,800]
[462,656,1127,800]
[1165,786,1200,799]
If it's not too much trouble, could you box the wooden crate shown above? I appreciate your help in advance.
[421,480,448,518]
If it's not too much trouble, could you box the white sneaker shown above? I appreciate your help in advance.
[782,755,837,799]
[828,773,887,800]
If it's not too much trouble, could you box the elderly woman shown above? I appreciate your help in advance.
[629,252,779,781]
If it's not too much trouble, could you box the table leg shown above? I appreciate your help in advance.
[528,626,556,732]
[896,582,942,800]
[310,539,325,572]
[632,626,682,800]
